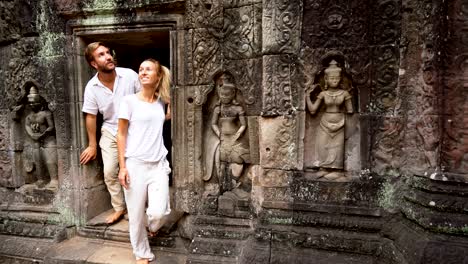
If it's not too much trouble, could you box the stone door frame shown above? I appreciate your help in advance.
[66,13,184,224]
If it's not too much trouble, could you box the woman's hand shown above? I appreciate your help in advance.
[118,167,130,189]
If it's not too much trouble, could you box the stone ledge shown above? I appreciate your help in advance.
[0,234,55,262]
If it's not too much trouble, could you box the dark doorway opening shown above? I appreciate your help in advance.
[82,31,170,72]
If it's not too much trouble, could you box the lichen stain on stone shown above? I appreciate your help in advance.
[38,33,66,58]
[49,181,77,225]
[35,1,66,59]
[269,217,293,225]
[377,180,396,210]
[85,0,118,10]
[433,225,468,235]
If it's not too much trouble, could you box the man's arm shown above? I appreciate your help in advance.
[80,114,98,164]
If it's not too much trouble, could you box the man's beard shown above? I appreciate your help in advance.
[98,61,115,73]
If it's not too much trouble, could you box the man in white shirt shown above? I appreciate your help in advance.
[80,42,140,224]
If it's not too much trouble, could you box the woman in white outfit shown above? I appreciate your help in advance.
[117,59,171,264]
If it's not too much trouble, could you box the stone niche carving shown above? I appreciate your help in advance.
[202,71,256,215]
[304,52,360,182]
[8,80,58,198]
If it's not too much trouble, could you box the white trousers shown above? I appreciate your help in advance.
[124,158,171,261]
[99,128,126,211]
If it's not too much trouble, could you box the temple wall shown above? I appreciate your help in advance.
[0,0,466,263]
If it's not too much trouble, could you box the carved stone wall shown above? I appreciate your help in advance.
[400,0,443,178]
[441,0,468,179]
[0,0,73,240]
[0,0,467,263]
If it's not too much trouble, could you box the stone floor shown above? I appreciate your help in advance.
[0,208,187,264]
[0,234,187,263]
[45,236,187,263]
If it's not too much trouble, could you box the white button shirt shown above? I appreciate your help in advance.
[82,67,141,136]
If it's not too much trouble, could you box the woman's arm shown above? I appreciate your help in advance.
[344,92,353,114]
[117,118,130,189]
[234,114,247,141]
[306,94,322,114]
[305,85,323,114]
[211,106,221,137]
[165,103,171,121]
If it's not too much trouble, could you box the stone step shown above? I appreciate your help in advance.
[80,209,185,248]
[189,237,243,259]
[186,253,238,264]
[79,223,180,248]
[194,225,252,240]
[0,234,55,263]
[44,236,187,264]
[194,215,253,227]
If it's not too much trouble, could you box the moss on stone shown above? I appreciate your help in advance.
[432,225,468,235]
[268,217,293,225]
[378,180,397,210]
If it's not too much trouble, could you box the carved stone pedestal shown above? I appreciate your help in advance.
[187,215,253,264]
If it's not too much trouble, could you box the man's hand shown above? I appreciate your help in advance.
[118,168,129,189]
[80,146,97,164]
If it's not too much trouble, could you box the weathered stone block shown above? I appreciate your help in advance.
[371,0,401,45]
[186,29,222,85]
[302,0,371,49]
[262,53,301,116]
[225,58,263,115]
[371,116,404,176]
[370,45,401,115]
[262,0,302,54]
[252,167,292,188]
[0,1,26,44]
[185,0,224,29]
[222,4,262,60]
[259,114,304,170]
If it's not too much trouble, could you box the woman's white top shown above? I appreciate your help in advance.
[118,94,168,162]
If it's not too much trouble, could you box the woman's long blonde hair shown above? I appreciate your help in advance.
[143,59,171,104]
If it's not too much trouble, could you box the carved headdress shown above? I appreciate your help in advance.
[27,86,40,103]
[324,60,342,77]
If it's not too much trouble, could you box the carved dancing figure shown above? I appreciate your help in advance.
[24,86,58,190]
[204,73,250,192]
[305,60,353,180]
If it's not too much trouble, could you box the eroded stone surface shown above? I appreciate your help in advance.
[0,0,466,263]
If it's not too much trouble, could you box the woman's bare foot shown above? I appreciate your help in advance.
[106,209,126,225]
[147,228,158,237]
[136,259,149,264]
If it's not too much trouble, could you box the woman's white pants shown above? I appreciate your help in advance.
[124,158,171,261]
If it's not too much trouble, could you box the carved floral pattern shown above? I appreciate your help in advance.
[371,45,400,114]
[372,117,403,175]
[397,1,443,175]
[263,0,302,53]
[223,5,261,59]
[0,1,21,44]
[441,1,468,175]
[225,58,262,112]
[302,0,370,48]
[194,85,214,106]
[187,0,224,29]
[5,38,40,106]
[187,1,261,85]
[189,29,221,85]
[262,55,298,116]
[260,115,301,170]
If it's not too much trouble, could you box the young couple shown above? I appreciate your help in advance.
[80,42,170,263]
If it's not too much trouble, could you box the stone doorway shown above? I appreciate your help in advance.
[71,25,178,239]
